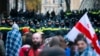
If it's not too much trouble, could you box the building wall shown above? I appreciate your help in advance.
[79,0,94,10]
[80,0,100,10]
[70,0,82,11]
[41,0,66,15]
[8,0,25,12]
[9,0,16,11]
[18,0,22,11]
[70,0,100,10]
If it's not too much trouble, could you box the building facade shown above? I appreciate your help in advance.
[41,0,66,15]
[80,0,100,10]
[70,0,100,11]
[70,0,82,11]
[8,0,26,12]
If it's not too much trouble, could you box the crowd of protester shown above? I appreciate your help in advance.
[0,9,100,56]
[0,22,99,56]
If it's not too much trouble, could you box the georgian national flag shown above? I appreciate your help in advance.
[65,12,100,55]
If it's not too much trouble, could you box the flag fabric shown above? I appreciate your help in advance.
[65,12,100,55]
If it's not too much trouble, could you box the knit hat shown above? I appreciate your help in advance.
[12,22,19,30]
[22,27,30,33]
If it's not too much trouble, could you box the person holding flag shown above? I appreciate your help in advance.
[65,12,100,56]
[74,33,97,56]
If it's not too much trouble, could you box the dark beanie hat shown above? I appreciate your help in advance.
[40,47,66,56]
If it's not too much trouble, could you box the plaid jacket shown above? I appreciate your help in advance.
[6,29,22,56]
[75,46,97,56]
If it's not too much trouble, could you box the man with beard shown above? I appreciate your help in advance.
[74,34,97,56]
[28,32,45,56]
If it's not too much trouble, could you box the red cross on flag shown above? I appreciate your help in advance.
[65,12,100,55]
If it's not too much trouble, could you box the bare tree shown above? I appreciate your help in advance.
[65,0,70,11]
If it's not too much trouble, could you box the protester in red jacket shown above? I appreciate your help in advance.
[19,45,31,56]
[19,32,32,56]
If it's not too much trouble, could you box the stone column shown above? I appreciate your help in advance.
[22,0,26,12]
[9,0,16,11]
[18,0,23,11]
